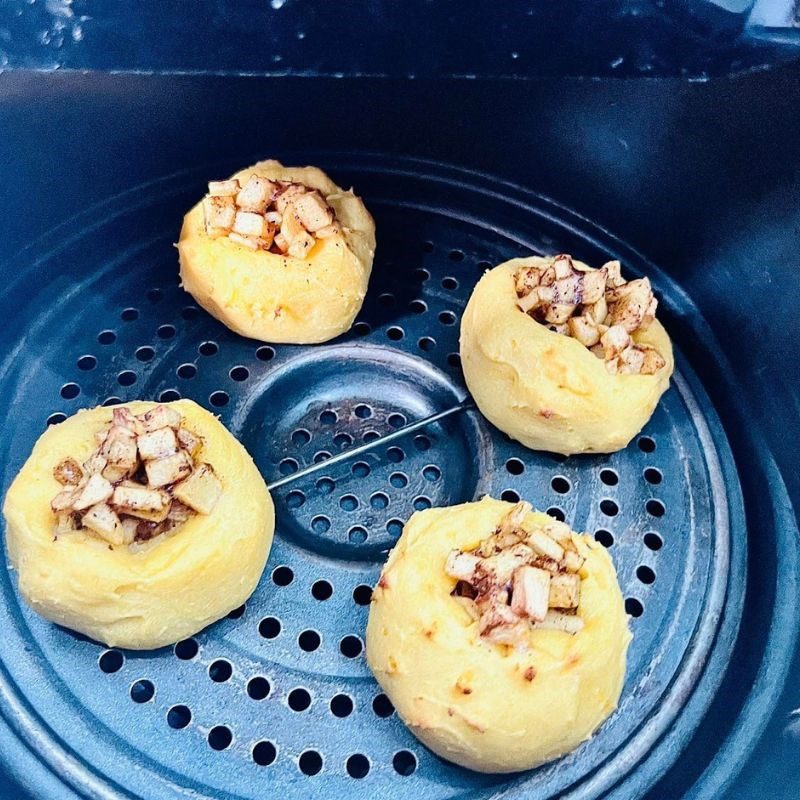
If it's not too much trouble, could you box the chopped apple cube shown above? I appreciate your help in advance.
[172,463,222,514]
[515,266,541,295]
[549,573,581,609]
[510,565,551,622]
[568,315,601,347]
[273,233,289,253]
[120,517,139,545]
[138,405,182,433]
[176,426,202,456]
[562,549,585,573]
[208,179,240,197]
[144,451,192,488]
[73,473,114,511]
[482,543,535,584]
[601,324,631,360]
[544,302,576,325]
[112,484,169,515]
[280,203,306,241]
[287,231,315,259]
[51,488,79,513]
[235,175,273,213]
[203,196,236,235]
[233,210,266,238]
[53,458,83,486]
[552,254,574,279]
[528,529,565,562]
[100,427,138,472]
[274,182,307,213]
[137,427,178,461]
[444,550,481,581]
[82,502,125,545]
[517,285,548,314]
[112,407,142,435]
[639,345,666,375]
[586,295,608,325]
[260,221,278,249]
[531,610,585,635]
[542,520,572,542]
[608,278,653,333]
[617,345,646,375]
[292,192,333,232]
[101,464,132,483]
[227,231,260,249]
[580,267,608,304]
[642,294,659,329]
[83,453,107,475]
[315,223,340,239]
[167,501,194,523]
[603,259,625,287]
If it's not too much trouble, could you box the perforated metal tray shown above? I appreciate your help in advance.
[0,155,748,799]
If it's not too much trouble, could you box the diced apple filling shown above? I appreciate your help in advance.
[514,254,667,376]
[445,502,587,647]
[201,174,341,258]
[50,405,222,548]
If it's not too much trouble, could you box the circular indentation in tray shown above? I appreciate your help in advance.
[244,344,482,561]
[0,155,748,800]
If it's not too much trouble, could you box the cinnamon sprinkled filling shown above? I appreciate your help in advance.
[203,176,341,259]
[50,406,222,549]
[446,502,586,647]
[515,254,666,375]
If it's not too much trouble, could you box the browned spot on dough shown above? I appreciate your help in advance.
[463,716,487,733]
[524,666,536,682]
[422,619,439,639]
[387,656,398,674]
[539,408,554,419]
[563,653,581,671]
[447,707,455,717]
[378,574,389,589]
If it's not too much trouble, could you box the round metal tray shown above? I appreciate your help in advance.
[0,155,747,799]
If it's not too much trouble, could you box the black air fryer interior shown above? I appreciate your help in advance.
[0,2,798,799]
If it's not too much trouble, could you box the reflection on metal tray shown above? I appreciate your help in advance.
[0,156,754,799]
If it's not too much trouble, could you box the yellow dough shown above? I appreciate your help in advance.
[366,497,630,773]
[3,400,274,649]
[177,160,376,344]
[460,258,674,455]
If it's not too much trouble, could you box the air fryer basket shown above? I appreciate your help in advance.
[0,25,799,800]
[0,151,760,799]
